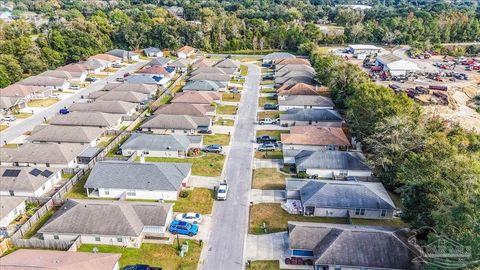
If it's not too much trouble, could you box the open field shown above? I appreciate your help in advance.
[0,125,8,132]
[214,118,235,126]
[248,260,280,270]
[257,111,281,119]
[240,65,249,76]
[13,112,33,119]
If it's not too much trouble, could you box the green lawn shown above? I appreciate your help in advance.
[252,168,286,190]
[230,78,245,84]
[144,154,225,177]
[78,242,202,270]
[260,80,274,85]
[214,118,234,126]
[256,130,289,141]
[216,105,237,115]
[260,88,276,93]
[203,133,231,146]
[258,96,277,107]
[27,98,59,107]
[249,203,348,235]
[254,150,283,159]
[221,93,241,102]
[248,260,280,270]
[0,125,8,132]
[257,111,280,119]
[240,65,249,76]
[13,112,33,119]
[23,209,55,239]
[63,174,89,199]
[172,188,214,214]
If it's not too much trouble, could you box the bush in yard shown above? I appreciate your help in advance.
[179,190,190,198]
[297,172,308,179]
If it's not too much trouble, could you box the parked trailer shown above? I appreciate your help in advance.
[429,85,448,91]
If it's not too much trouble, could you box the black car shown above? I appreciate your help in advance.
[256,135,277,144]
[202,145,223,153]
[124,265,162,270]
[264,104,279,110]
[263,74,274,80]
[85,77,97,82]
[197,129,212,134]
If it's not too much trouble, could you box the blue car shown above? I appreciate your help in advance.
[169,220,198,237]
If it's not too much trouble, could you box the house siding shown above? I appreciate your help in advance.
[279,105,334,111]
[280,120,342,127]
[0,160,77,168]
[43,233,144,248]
[92,188,180,201]
[303,168,372,179]
[122,149,186,158]
[0,200,26,227]
[282,144,340,153]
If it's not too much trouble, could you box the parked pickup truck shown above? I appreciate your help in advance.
[256,135,277,144]
[256,118,279,125]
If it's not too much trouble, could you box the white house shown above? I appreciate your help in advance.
[144,47,163,58]
[278,95,334,111]
[176,45,195,58]
[0,166,62,197]
[120,133,202,158]
[141,114,211,135]
[27,125,105,147]
[84,161,192,201]
[0,196,27,227]
[39,199,173,248]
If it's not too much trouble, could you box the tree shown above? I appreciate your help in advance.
[0,54,23,82]
[0,66,11,87]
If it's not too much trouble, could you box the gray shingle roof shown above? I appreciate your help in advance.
[0,143,88,164]
[90,91,148,103]
[188,73,230,82]
[280,109,342,122]
[278,95,334,108]
[276,70,316,79]
[69,100,136,114]
[121,133,201,152]
[28,125,105,143]
[213,58,239,69]
[168,58,191,68]
[148,57,171,67]
[126,75,161,85]
[141,114,210,130]
[144,47,161,54]
[18,76,67,87]
[49,111,122,127]
[107,49,138,59]
[264,52,296,60]
[287,179,395,209]
[183,80,221,91]
[288,222,418,269]
[191,67,226,76]
[0,166,61,193]
[282,76,317,86]
[294,150,371,171]
[154,103,215,116]
[39,199,172,237]
[85,161,191,191]
[275,64,315,73]
[103,83,157,95]
[38,70,73,80]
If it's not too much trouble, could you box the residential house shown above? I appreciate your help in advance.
[275,64,315,74]
[79,60,105,74]
[88,54,122,66]
[38,70,75,82]
[57,63,89,81]
[182,80,226,92]
[154,103,215,117]
[1,84,52,101]
[192,58,215,68]
[275,70,316,85]
[27,125,105,146]
[0,250,121,270]
[125,74,170,86]
[85,161,192,201]
[18,76,70,91]
[120,133,202,158]
[170,91,220,105]
[141,114,211,135]
[348,44,382,56]
[263,52,295,64]
[292,150,372,178]
[280,109,343,127]
[278,95,334,111]
[107,49,139,62]
[0,96,26,112]
[0,196,27,227]
[277,83,328,96]
[0,166,62,197]
[144,47,163,57]
[69,101,137,116]
[274,58,311,67]
[176,45,195,58]
[213,58,239,74]
[376,54,420,76]
[77,147,102,165]
[49,111,123,128]
[287,222,419,270]
[168,58,191,72]
[147,57,171,67]
[104,83,158,96]
[0,143,88,168]
[188,73,230,83]
[281,76,317,86]
[137,66,176,78]
[281,126,350,159]
[191,67,227,76]
[89,91,149,104]
[286,179,395,218]
[39,199,173,248]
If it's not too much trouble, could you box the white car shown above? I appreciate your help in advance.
[69,85,80,90]
[216,183,229,201]
[175,212,203,224]
[2,115,16,122]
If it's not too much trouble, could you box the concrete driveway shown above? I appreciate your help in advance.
[245,232,289,261]
[250,189,286,204]
[0,61,147,146]
[199,62,260,270]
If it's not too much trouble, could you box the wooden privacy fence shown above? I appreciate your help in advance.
[12,238,75,251]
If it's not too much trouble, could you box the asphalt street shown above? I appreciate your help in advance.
[0,61,146,145]
[200,62,260,270]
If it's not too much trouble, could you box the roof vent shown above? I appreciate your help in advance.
[167,146,171,150]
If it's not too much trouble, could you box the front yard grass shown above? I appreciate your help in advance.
[254,150,283,159]
[213,118,234,126]
[260,80,274,85]
[258,96,277,107]
[78,241,202,270]
[216,105,237,115]
[257,111,280,119]
[63,173,89,199]
[221,93,241,102]
[260,88,276,93]
[27,98,59,107]
[0,125,8,132]
[13,112,33,119]
[248,260,280,270]
[255,130,289,141]
[249,203,349,235]
[144,154,225,177]
[230,78,245,84]
[240,65,249,76]
[252,168,286,190]
[23,209,55,239]
[173,188,214,214]
[203,133,231,146]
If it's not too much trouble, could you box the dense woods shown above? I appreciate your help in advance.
[1,0,479,87]
[310,49,480,265]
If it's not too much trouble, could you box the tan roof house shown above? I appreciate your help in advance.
[154,103,215,116]
[281,126,350,154]
[176,45,195,58]
[27,125,105,146]
[69,101,137,115]
[171,91,220,105]
[277,83,328,96]
[49,111,123,128]
[0,84,52,100]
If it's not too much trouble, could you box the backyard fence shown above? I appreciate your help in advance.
[12,238,75,251]
[0,239,12,256]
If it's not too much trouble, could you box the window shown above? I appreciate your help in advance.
[380,209,387,217]
[143,151,149,155]
[104,189,110,195]
[339,170,348,177]
[53,234,59,240]
[117,236,123,242]
[95,236,101,241]
[335,267,342,270]
[46,163,50,167]
[9,190,14,196]
[127,190,136,196]
[355,208,366,216]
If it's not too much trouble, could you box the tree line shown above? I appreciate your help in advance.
[310,49,480,267]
